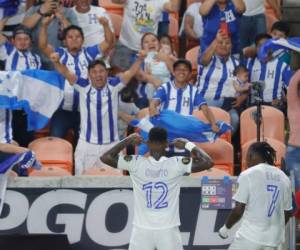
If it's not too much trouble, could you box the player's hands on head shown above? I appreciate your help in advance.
[171,138,189,150]
[127,133,143,145]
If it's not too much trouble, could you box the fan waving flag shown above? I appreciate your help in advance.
[130,110,232,154]
[258,38,300,62]
[0,150,41,214]
[0,70,65,131]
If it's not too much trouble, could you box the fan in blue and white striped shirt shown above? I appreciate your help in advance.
[50,50,146,174]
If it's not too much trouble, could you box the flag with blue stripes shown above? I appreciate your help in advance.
[0,70,65,131]
[258,38,300,62]
[0,150,41,214]
[130,110,232,154]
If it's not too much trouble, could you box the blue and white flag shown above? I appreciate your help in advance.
[0,70,65,131]
[130,110,232,154]
[0,150,41,215]
[258,38,300,62]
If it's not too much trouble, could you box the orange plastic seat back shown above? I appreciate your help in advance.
[190,167,229,177]
[82,167,124,176]
[195,139,234,175]
[108,13,123,38]
[241,138,286,172]
[28,137,73,173]
[240,105,285,146]
[185,46,200,78]
[193,107,232,143]
[29,166,72,177]
[98,0,124,15]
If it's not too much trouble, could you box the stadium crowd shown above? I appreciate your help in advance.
[0,0,300,249]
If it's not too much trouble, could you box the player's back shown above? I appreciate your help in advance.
[118,155,191,230]
[237,163,292,246]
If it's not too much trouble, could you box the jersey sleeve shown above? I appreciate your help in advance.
[153,84,167,103]
[74,77,90,94]
[176,157,192,175]
[194,90,207,108]
[232,173,249,204]
[282,64,293,87]
[0,41,12,59]
[117,155,139,172]
[108,76,125,92]
[85,44,102,60]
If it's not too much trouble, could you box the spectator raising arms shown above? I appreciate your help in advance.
[110,0,180,71]
[50,50,147,175]
[200,0,245,55]
[39,15,114,147]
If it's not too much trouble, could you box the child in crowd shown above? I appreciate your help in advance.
[232,65,252,96]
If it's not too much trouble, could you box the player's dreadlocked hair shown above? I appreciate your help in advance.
[248,142,276,165]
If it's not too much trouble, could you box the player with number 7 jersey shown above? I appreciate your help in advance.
[100,127,213,250]
[218,142,293,249]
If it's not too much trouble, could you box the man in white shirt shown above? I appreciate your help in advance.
[50,51,146,175]
[110,0,180,71]
[72,0,115,47]
[218,141,293,249]
[239,0,281,49]
[100,127,213,250]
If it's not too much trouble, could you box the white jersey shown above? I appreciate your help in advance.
[72,6,114,47]
[119,0,169,51]
[197,55,238,100]
[233,163,292,247]
[0,109,12,143]
[179,2,204,39]
[118,155,192,229]
[243,0,265,16]
[74,77,124,144]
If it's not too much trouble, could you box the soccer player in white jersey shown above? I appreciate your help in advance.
[50,51,146,175]
[218,141,293,249]
[39,15,113,145]
[100,127,213,250]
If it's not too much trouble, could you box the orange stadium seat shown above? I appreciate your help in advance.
[195,139,234,175]
[168,15,179,55]
[108,13,123,38]
[29,166,72,177]
[193,107,232,143]
[240,105,285,146]
[82,166,124,176]
[240,138,286,172]
[98,0,124,16]
[185,46,200,80]
[28,137,73,174]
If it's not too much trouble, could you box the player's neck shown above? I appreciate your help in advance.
[150,150,165,161]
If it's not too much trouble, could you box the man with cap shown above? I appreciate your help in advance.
[0,23,42,147]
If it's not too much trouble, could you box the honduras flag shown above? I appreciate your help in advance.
[0,0,20,18]
[258,38,300,62]
[0,150,41,215]
[0,70,65,131]
[130,110,232,154]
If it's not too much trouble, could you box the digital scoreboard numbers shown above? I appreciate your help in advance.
[201,177,237,209]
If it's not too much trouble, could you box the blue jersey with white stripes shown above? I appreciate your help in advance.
[56,45,102,111]
[0,109,12,143]
[74,77,124,145]
[197,55,238,100]
[0,42,41,70]
[153,81,207,115]
[246,57,292,102]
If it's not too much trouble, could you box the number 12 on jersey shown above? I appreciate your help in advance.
[267,185,280,217]
[143,182,169,209]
